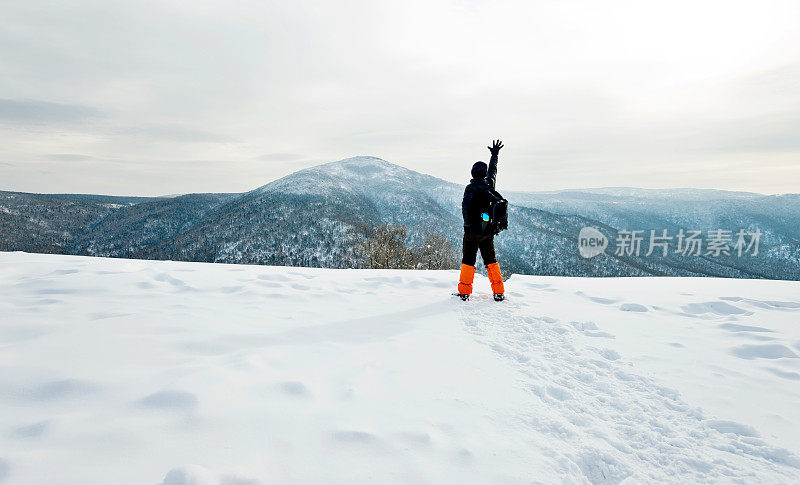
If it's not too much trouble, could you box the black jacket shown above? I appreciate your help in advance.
[462,153,498,234]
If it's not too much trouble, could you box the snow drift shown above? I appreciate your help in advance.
[1,252,799,484]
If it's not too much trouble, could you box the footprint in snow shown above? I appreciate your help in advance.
[18,379,101,402]
[764,367,800,380]
[221,285,244,293]
[681,301,749,316]
[89,312,131,320]
[153,273,195,291]
[279,381,311,397]
[572,321,600,331]
[576,291,619,305]
[619,303,647,312]
[575,450,631,484]
[52,269,79,275]
[331,430,376,443]
[138,390,198,410]
[729,344,798,360]
[287,272,316,280]
[705,419,760,437]
[524,282,551,289]
[718,323,773,333]
[257,273,291,282]
[10,420,50,439]
[572,321,616,338]
[597,348,621,361]
[742,298,800,311]
[546,385,574,401]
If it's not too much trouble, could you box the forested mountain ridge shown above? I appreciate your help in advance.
[2,156,798,279]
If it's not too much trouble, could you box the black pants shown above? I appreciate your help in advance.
[462,232,496,267]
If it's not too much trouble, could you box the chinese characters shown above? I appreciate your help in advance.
[613,228,761,258]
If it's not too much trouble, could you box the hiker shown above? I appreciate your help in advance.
[457,140,506,301]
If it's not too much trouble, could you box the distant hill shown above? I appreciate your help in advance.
[1,156,798,279]
[0,191,151,254]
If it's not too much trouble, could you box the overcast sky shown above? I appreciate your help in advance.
[1,0,799,195]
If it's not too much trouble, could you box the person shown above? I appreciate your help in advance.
[457,140,505,301]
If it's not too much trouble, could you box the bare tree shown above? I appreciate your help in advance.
[352,223,414,269]
[412,227,459,270]
[351,223,457,270]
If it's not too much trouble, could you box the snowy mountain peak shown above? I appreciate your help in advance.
[251,156,452,197]
[322,155,394,169]
[314,156,426,180]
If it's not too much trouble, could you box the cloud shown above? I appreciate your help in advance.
[43,153,96,161]
[256,153,304,162]
[0,98,102,125]
[678,114,800,154]
[114,124,236,143]
[0,0,799,195]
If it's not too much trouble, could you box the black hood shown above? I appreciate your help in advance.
[471,161,487,179]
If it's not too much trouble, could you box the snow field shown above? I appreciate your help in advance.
[0,252,798,484]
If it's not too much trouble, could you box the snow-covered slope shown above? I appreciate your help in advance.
[1,252,799,484]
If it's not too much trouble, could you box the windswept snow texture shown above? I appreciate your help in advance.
[1,252,799,484]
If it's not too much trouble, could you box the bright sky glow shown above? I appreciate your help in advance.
[1,0,799,195]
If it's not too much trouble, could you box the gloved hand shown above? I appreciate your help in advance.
[488,139,504,156]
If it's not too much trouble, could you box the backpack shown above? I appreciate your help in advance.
[480,188,509,235]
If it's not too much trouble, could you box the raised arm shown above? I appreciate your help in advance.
[486,139,503,188]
